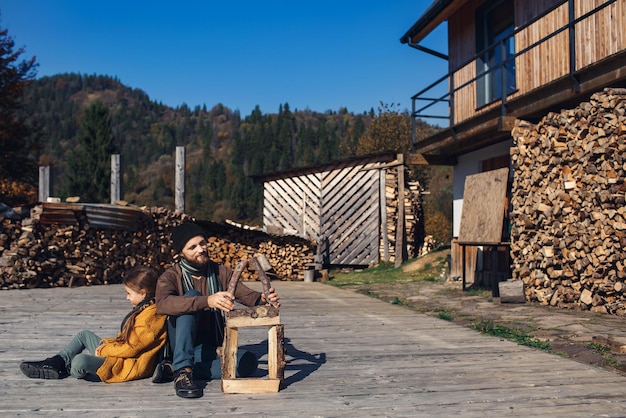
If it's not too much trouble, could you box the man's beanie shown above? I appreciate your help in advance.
[171,222,206,253]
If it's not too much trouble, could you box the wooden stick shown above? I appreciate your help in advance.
[250,256,279,307]
[226,259,248,296]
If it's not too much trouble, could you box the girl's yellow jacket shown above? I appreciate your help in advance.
[96,304,167,383]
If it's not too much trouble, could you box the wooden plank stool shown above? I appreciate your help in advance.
[220,256,286,394]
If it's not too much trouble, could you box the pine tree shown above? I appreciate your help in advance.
[66,101,116,202]
[0,24,39,205]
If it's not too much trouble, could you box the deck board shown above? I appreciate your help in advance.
[1,281,626,417]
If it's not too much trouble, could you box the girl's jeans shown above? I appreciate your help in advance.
[57,329,105,381]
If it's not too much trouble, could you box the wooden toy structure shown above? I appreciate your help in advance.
[220,256,285,394]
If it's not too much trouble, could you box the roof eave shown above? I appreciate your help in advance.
[399,0,460,44]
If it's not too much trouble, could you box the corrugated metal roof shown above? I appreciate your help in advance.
[40,203,147,231]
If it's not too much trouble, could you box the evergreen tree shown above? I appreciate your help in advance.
[66,101,116,202]
[0,24,39,205]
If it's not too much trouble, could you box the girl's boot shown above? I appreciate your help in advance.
[20,355,69,379]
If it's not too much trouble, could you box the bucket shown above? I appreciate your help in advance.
[303,270,315,283]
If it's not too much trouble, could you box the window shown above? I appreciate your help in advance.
[476,0,516,107]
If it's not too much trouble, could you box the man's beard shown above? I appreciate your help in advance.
[184,252,210,269]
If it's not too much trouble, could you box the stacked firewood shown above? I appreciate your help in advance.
[406,180,425,257]
[510,88,626,315]
[382,165,424,262]
[0,205,315,290]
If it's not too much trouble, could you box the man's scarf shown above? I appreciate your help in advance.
[180,258,222,311]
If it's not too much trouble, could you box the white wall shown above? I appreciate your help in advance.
[452,140,513,237]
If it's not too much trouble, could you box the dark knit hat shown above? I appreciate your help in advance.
[171,223,206,253]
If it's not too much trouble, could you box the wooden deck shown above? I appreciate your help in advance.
[2,281,626,417]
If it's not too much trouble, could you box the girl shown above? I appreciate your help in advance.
[20,266,167,383]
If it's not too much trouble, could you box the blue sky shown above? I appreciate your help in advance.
[0,1,447,116]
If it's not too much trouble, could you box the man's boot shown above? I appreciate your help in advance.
[174,367,202,398]
[20,355,69,379]
[152,360,174,383]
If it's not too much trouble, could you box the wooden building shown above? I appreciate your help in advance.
[254,152,423,268]
[401,0,626,296]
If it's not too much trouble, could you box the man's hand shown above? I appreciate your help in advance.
[261,287,280,307]
[208,291,235,312]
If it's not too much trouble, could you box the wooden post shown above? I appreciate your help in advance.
[110,154,121,204]
[221,327,239,380]
[380,168,389,263]
[175,146,185,213]
[395,155,406,268]
[38,166,50,203]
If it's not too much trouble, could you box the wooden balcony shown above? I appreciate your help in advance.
[406,0,626,158]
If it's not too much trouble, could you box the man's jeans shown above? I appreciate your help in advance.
[167,290,257,379]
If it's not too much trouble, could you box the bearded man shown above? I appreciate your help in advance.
[155,222,280,398]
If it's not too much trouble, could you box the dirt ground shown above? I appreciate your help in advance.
[331,251,626,377]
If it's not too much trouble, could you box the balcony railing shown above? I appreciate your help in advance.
[409,0,618,150]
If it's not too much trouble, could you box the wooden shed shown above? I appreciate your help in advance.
[253,152,423,267]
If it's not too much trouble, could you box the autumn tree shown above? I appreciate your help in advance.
[356,102,412,155]
[0,23,39,206]
[66,101,116,202]
[357,102,453,248]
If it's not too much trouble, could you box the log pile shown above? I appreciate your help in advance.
[510,87,626,315]
[382,165,424,262]
[0,205,315,290]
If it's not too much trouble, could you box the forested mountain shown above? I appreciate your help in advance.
[24,73,382,223]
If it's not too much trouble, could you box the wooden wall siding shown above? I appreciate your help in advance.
[263,157,384,266]
[575,0,626,69]
[453,62,478,123]
[263,173,322,238]
[447,0,624,126]
[321,164,380,265]
[448,0,478,124]
[448,0,480,71]
[516,0,563,25]
[516,3,569,91]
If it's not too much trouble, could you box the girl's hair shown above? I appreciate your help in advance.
[123,265,159,299]
[115,266,160,344]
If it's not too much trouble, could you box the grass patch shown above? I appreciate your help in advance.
[465,288,491,297]
[329,264,403,287]
[359,289,380,299]
[434,308,453,321]
[471,320,551,351]
[588,342,623,367]
[327,249,450,287]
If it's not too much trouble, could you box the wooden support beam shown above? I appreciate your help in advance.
[406,153,457,166]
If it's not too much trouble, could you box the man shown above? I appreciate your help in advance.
[155,222,280,398]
